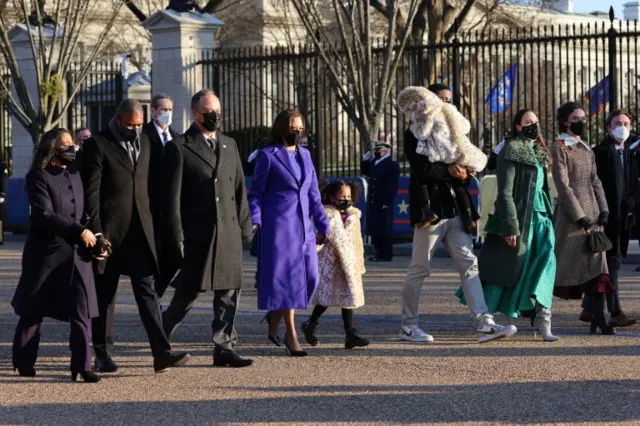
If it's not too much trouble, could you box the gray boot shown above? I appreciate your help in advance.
[533,304,559,342]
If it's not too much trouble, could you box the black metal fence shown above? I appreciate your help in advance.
[199,15,640,177]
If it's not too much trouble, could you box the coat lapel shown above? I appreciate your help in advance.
[184,130,216,170]
[136,134,150,170]
[109,136,134,172]
[274,146,301,186]
[215,132,229,178]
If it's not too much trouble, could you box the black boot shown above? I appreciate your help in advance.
[345,328,369,349]
[590,293,615,335]
[301,319,319,346]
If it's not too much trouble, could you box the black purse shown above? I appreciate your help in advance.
[250,228,260,257]
[586,229,612,253]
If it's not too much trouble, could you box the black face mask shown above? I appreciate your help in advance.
[285,129,303,147]
[569,121,585,137]
[374,150,383,159]
[57,147,77,165]
[121,127,141,142]
[201,111,222,132]
[337,199,353,211]
[521,123,539,140]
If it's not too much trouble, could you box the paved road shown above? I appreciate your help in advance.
[1,238,640,425]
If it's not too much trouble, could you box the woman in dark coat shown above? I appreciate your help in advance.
[11,128,104,382]
[248,109,330,357]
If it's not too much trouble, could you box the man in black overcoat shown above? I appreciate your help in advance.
[82,99,190,373]
[143,93,180,297]
[361,138,400,261]
[161,89,254,368]
[582,109,639,328]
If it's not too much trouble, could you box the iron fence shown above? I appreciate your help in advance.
[199,14,640,177]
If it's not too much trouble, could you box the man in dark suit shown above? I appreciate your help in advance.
[361,138,400,261]
[143,93,180,297]
[582,109,638,328]
[82,99,190,373]
[162,89,254,368]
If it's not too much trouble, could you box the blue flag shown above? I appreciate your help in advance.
[485,64,517,114]
[585,76,610,116]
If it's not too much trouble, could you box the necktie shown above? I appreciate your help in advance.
[162,131,168,145]
[128,142,137,163]
[619,150,624,169]
[207,138,216,151]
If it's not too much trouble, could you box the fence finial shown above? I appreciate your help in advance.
[609,6,615,24]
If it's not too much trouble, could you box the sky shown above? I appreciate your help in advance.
[574,0,628,16]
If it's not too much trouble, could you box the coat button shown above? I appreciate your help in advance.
[231,196,235,201]
[229,177,232,181]
[232,217,236,221]
[215,178,218,183]
[135,195,139,200]
[216,197,220,202]
[218,218,222,222]
[71,199,75,203]
[71,213,75,218]
[68,185,72,189]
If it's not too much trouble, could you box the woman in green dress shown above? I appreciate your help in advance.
[459,109,558,341]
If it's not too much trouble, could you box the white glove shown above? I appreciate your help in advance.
[363,151,372,161]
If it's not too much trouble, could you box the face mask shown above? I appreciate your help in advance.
[521,123,539,141]
[57,146,78,165]
[612,125,631,143]
[337,199,353,211]
[156,111,172,127]
[374,151,382,159]
[285,129,303,147]
[121,127,141,142]
[569,121,584,137]
[201,111,221,132]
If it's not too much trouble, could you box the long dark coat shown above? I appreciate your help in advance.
[81,128,158,274]
[361,156,400,237]
[164,125,252,292]
[593,135,639,258]
[0,154,7,219]
[478,138,552,288]
[11,166,98,321]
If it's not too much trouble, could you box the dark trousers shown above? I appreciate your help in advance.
[154,236,182,298]
[13,272,92,372]
[92,241,171,360]
[582,254,621,315]
[163,286,239,352]
[372,235,393,260]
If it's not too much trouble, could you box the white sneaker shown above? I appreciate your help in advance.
[399,325,434,343]
[476,314,517,343]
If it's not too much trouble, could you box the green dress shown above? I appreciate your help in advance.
[457,164,556,317]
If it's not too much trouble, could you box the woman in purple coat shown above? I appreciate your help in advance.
[249,109,330,356]
[11,129,104,382]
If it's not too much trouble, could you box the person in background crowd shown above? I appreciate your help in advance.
[12,129,103,382]
[161,89,254,368]
[360,137,400,262]
[249,108,330,357]
[302,180,369,350]
[67,128,91,174]
[0,152,6,245]
[143,93,180,297]
[486,132,510,172]
[551,102,613,335]
[427,83,452,104]
[465,109,558,341]
[400,106,516,344]
[82,99,190,373]
[581,109,639,328]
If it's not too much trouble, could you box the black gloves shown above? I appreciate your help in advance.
[577,217,592,231]
[621,197,636,213]
[597,212,609,227]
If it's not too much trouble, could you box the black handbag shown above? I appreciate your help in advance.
[250,229,259,257]
[586,229,612,253]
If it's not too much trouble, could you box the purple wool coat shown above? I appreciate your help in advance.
[248,146,330,310]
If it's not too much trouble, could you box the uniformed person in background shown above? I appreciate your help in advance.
[361,137,400,262]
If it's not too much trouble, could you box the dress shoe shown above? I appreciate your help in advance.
[609,312,637,328]
[71,371,101,383]
[368,257,392,262]
[93,357,119,373]
[284,333,308,357]
[213,350,254,368]
[14,367,36,377]
[301,319,319,346]
[153,352,191,373]
[579,310,593,323]
[345,328,370,349]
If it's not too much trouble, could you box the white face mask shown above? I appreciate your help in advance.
[155,111,172,127]
[612,125,630,143]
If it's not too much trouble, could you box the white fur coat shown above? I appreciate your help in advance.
[397,86,488,172]
[315,206,366,309]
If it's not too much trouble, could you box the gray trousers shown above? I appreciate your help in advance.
[401,217,488,327]
[163,287,239,352]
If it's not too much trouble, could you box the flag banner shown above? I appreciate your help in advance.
[485,64,518,114]
[585,76,610,116]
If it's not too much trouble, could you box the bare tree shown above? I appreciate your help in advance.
[0,0,127,145]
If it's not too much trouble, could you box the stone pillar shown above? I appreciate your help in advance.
[144,10,224,133]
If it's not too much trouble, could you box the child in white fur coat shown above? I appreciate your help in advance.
[397,86,487,233]
[301,180,369,350]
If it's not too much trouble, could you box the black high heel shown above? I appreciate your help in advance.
[71,370,101,383]
[284,333,307,357]
[261,312,281,347]
[14,367,36,377]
